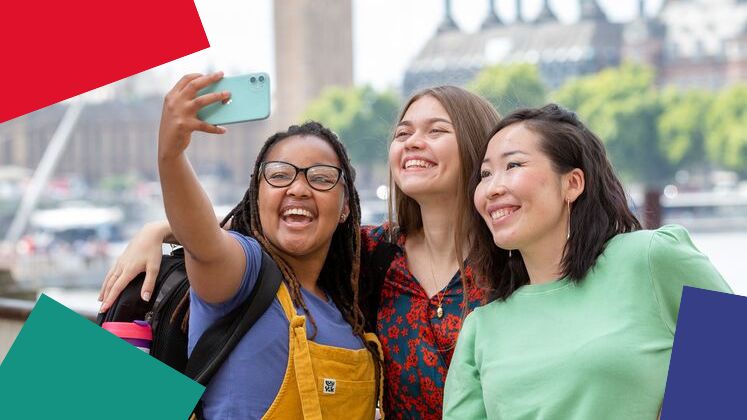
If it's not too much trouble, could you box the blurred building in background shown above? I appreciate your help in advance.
[404,0,623,92]
[0,99,269,184]
[403,0,747,94]
[657,0,747,89]
[273,0,354,128]
[5,0,747,186]
[0,0,354,185]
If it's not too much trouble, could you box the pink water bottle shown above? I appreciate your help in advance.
[102,320,153,353]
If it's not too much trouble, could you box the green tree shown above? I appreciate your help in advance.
[553,64,671,184]
[657,89,713,171]
[705,84,747,174]
[303,86,400,177]
[468,63,547,116]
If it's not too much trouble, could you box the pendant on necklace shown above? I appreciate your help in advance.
[436,305,444,318]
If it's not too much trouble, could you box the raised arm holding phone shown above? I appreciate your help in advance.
[115,71,383,420]
[157,72,246,304]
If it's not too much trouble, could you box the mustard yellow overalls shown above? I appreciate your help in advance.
[262,283,384,419]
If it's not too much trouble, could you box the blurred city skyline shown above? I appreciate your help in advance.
[3,0,747,309]
[89,0,665,100]
[7,0,747,191]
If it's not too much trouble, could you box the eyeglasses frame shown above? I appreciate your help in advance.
[260,160,344,192]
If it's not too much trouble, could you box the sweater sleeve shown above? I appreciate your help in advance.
[649,224,733,335]
[443,310,488,419]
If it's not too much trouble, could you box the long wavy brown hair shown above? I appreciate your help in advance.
[387,86,501,312]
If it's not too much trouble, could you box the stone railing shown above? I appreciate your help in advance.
[0,297,97,362]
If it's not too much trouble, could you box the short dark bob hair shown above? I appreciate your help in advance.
[466,104,642,301]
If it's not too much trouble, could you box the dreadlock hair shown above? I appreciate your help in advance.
[219,121,382,392]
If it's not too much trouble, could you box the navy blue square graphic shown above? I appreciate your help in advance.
[662,287,747,419]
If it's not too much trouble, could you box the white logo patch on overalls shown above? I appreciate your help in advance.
[323,378,336,394]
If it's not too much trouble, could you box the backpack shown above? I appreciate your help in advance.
[98,237,395,418]
[97,247,282,415]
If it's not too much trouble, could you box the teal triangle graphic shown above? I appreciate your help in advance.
[0,294,204,419]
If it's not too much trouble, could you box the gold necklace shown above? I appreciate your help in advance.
[425,238,447,319]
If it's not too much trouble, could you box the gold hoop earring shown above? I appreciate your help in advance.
[566,199,571,240]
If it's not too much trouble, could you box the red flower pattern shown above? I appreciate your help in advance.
[361,224,486,420]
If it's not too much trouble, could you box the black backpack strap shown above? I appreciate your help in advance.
[96,251,186,326]
[184,251,282,385]
[360,241,398,332]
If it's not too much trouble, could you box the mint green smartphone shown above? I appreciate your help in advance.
[197,73,271,125]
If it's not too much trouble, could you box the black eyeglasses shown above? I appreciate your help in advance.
[260,161,343,192]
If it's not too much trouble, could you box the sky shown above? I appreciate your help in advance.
[113,0,665,95]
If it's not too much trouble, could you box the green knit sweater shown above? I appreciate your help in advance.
[444,225,732,420]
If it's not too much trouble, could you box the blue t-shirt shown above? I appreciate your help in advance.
[188,231,364,420]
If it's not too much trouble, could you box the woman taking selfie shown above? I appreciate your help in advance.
[100,85,500,419]
[443,104,731,419]
[151,72,381,419]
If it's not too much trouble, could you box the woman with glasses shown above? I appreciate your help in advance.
[143,72,382,419]
[100,84,500,419]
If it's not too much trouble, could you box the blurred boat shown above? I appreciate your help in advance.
[12,202,125,289]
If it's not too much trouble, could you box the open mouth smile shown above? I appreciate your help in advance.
[280,205,316,227]
[402,157,437,171]
[487,205,520,224]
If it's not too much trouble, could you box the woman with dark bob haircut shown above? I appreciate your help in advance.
[444,104,731,419]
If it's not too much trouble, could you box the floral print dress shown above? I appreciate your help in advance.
[361,224,486,419]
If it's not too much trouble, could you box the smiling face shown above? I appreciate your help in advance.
[389,95,461,200]
[474,123,578,253]
[258,135,348,259]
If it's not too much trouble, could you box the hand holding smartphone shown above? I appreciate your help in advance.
[197,73,271,125]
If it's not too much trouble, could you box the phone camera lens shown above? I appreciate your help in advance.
[250,76,257,83]
[258,75,265,82]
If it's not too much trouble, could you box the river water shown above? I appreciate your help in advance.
[689,231,746,295]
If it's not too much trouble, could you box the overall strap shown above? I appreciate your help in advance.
[278,283,325,419]
[291,319,324,420]
[364,332,385,419]
[276,281,297,321]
